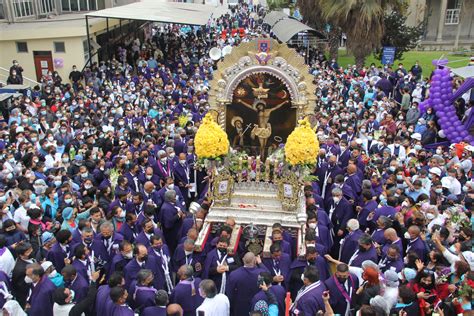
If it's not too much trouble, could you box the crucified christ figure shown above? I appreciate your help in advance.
[236,98,289,158]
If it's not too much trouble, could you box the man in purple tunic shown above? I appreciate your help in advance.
[289,247,329,299]
[325,188,354,256]
[339,219,365,263]
[109,240,133,275]
[123,244,163,291]
[251,271,286,316]
[71,227,110,275]
[169,265,203,316]
[129,269,157,312]
[356,190,378,230]
[306,211,333,250]
[379,244,404,273]
[147,235,171,292]
[156,177,186,211]
[405,225,428,262]
[173,153,193,206]
[142,289,168,316]
[62,264,89,303]
[172,238,203,277]
[159,190,184,254]
[25,263,56,316]
[109,286,134,316]
[46,229,73,274]
[201,237,241,293]
[96,272,124,316]
[324,263,359,315]
[118,213,140,243]
[262,243,291,289]
[290,265,327,315]
[226,252,269,316]
[135,218,165,248]
[348,234,378,268]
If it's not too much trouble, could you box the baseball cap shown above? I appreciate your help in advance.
[41,231,54,244]
[429,167,442,177]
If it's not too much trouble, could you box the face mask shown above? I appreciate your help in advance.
[169,153,176,159]
[463,186,469,192]
[308,223,317,229]
[396,175,403,181]
[81,172,88,178]
[65,198,72,204]
[404,232,411,240]
[340,146,346,152]
[436,149,442,155]
[146,228,154,235]
[426,213,435,220]
[146,175,152,180]
[167,184,174,190]
[24,276,33,284]
[333,196,341,204]
[139,255,148,262]
[301,273,305,282]
[61,129,67,133]
[435,188,443,194]
[218,247,227,255]
[389,166,396,172]
[160,158,167,164]
[84,237,93,244]
[337,277,347,284]
[54,180,62,188]
[49,270,57,278]
[68,290,75,303]
[24,202,32,209]
[124,252,133,259]
[47,136,54,142]
[84,184,92,190]
[179,159,186,165]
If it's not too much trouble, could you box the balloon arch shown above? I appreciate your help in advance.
[419,60,474,145]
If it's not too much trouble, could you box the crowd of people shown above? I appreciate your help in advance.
[0,2,473,316]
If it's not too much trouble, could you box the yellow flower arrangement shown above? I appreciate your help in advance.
[285,118,319,166]
[195,113,230,159]
[178,114,188,128]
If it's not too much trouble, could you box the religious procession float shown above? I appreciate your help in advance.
[193,39,320,258]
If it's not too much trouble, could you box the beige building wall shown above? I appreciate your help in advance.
[406,0,426,27]
[0,36,86,84]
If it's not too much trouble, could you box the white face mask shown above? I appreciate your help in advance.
[146,175,152,180]
[24,275,33,284]
[124,252,133,259]
[184,250,193,256]
[426,213,435,220]
[49,270,58,278]
[404,232,411,240]
[301,273,305,282]
[167,184,174,190]
[308,223,317,229]
[333,196,341,204]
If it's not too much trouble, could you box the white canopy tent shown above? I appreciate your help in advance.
[85,1,229,25]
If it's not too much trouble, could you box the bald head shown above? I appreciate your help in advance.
[347,164,357,175]
[243,252,256,267]
[167,303,183,316]
[384,228,398,241]
[144,181,154,192]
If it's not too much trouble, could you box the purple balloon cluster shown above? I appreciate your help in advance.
[419,67,474,145]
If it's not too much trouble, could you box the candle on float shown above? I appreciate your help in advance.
[265,158,271,182]
[238,157,243,171]
[256,156,261,181]
[248,156,252,170]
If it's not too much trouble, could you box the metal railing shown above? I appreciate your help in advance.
[0,66,40,86]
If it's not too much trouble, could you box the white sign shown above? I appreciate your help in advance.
[40,60,48,68]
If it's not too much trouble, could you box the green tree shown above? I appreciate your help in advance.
[317,0,405,67]
[374,10,425,62]
[297,0,341,60]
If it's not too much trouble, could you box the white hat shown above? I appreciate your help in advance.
[465,145,474,152]
[429,167,442,177]
[461,251,474,271]
[411,133,421,141]
[15,126,24,134]
[41,261,53,271]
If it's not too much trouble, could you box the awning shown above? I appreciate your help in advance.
[263,11,288,27]
[451,66,474,79]
[85,1,229,26]
[272,18,325,43]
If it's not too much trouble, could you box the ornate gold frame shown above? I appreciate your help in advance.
[275,172,300,211]
[208,39,317,130]
[209,169,234,206]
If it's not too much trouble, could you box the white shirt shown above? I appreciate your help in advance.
[13,206,30,231]
[196,293,230,316]
[53,303,85,316]
[441,176,462,195]
[0,247,15,277]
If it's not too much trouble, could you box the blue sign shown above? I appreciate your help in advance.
[381,46,396,65]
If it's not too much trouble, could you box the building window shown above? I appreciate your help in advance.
[54,41,66,53]
[39,0,55,14]
[0,0,5,19]
[16,41,28,53]
[83,39,90,63]
[12,0,34,18]
[62,0,103,11]
[445,9,460,25]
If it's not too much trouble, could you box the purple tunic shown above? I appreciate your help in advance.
[291,281,327,315]
[339,229,364,263]
[226,265,269,316]
[110,304,134,316]
[349,246,378,268]
[96,285,112,316]
[141,306,167,316]
[169,278,204,316]
[262,253,291,288]
[324,273,359,315]
[28,276,56,316]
